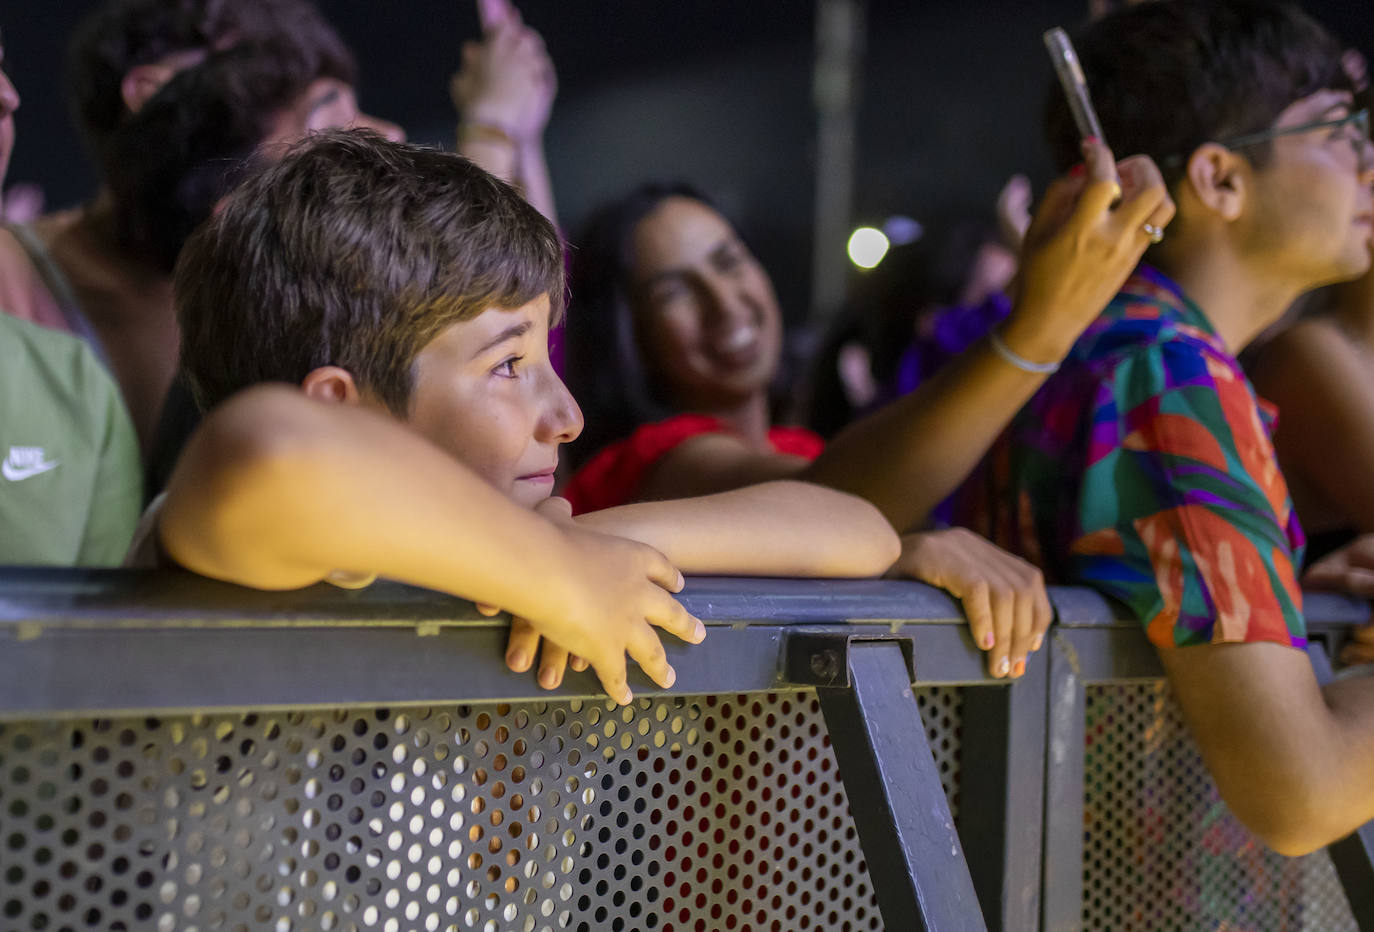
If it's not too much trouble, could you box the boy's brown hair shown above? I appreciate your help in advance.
[175,130,566,415]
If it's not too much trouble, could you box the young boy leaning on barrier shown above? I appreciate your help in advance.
[132,130,901,706]
[962,0,1374,855]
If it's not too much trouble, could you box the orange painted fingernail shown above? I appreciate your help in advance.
[1012,659,1026,678]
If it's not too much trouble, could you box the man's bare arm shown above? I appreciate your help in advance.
[1160,640,1374,855]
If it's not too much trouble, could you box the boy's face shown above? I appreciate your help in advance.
[1241,89,1374,289]
[405,295,584,508]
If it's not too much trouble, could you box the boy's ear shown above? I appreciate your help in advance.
[301,366,363,405]
[1184,143,1247,223]
[120,64,176,115]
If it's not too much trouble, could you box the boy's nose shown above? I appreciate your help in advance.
[539,374,584,445]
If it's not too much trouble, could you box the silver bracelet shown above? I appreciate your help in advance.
[988,326,1061,374]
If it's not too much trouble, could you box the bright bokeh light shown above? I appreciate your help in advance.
[847,226,890,269]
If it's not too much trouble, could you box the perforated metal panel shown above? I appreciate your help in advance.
[0,687,963,932]
[1082,682,1358,931]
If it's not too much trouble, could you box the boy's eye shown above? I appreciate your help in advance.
[494,356,523,378]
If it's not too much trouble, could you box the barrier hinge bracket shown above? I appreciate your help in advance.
[782,630,916,688]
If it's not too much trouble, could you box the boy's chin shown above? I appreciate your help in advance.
[510,483,556,509]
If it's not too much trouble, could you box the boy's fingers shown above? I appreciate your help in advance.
[538,642,571,690]
[505,617,540,673]
[647,592,705,644]
[641,547,685,593]
[592,657,632,706]
[627,626,677,691]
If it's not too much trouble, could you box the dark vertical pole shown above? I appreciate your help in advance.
[1041,635,1085,932]
[817,641,987,931]
[1306,641,1374,928]
[960,656,1048,930]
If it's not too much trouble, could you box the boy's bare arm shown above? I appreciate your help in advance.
[574,480,901,578]
[1160,641,1374,855]
[159,385,703,704]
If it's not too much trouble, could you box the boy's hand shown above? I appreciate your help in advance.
[1001,140,1175,366]
[887,528,1051,679]
[542,525,703,704]
[500,497,703,705]
[503,497,590,687]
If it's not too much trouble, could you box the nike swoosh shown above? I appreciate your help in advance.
[2,460,60,481]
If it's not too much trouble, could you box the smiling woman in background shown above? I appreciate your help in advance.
[560,153,1174,679]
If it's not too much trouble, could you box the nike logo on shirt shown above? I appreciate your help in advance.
[2,446,60,481]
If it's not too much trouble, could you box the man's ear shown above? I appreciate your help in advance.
[301,366,363,404]
[1184,143,1248,222]
[120,63,175,115]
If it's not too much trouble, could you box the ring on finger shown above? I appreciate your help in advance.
[1142,222,1165,244]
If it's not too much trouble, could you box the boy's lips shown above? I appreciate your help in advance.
[517,467,558,483]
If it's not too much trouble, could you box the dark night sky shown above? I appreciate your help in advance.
[6,0,1373,319]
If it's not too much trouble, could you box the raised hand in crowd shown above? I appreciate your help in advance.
[451,0,558,224]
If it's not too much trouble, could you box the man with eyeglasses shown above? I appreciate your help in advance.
[960,0,1374,855]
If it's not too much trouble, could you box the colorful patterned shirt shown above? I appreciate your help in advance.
[960,266,1306,649]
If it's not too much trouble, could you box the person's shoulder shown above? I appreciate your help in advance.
[0,311,117,396]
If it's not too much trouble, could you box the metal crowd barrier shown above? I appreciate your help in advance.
[0,568,1369,932]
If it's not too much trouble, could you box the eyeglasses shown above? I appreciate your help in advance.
[1160,108,1374,174]
[1218,107,1370,155]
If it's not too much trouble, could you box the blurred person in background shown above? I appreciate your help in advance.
[0,0,383,457]
[0,26,141,566]
[804,210,1018,438]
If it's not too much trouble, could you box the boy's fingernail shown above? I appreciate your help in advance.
[1012,659,1026,678]
[694,621,707,641]
[621,689,633,705]
[539,668,558,688]
[1032,634,1044,652]
[508,651,528,670]
[996,657,1011,677]
[981,631,995,650]
[664,667,677,688]
[1068,163,1086,178]
[677,571,686,590]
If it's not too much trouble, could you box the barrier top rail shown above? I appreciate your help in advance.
[0,567,1366,716]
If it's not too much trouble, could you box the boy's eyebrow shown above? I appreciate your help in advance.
[472,321,533,357]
